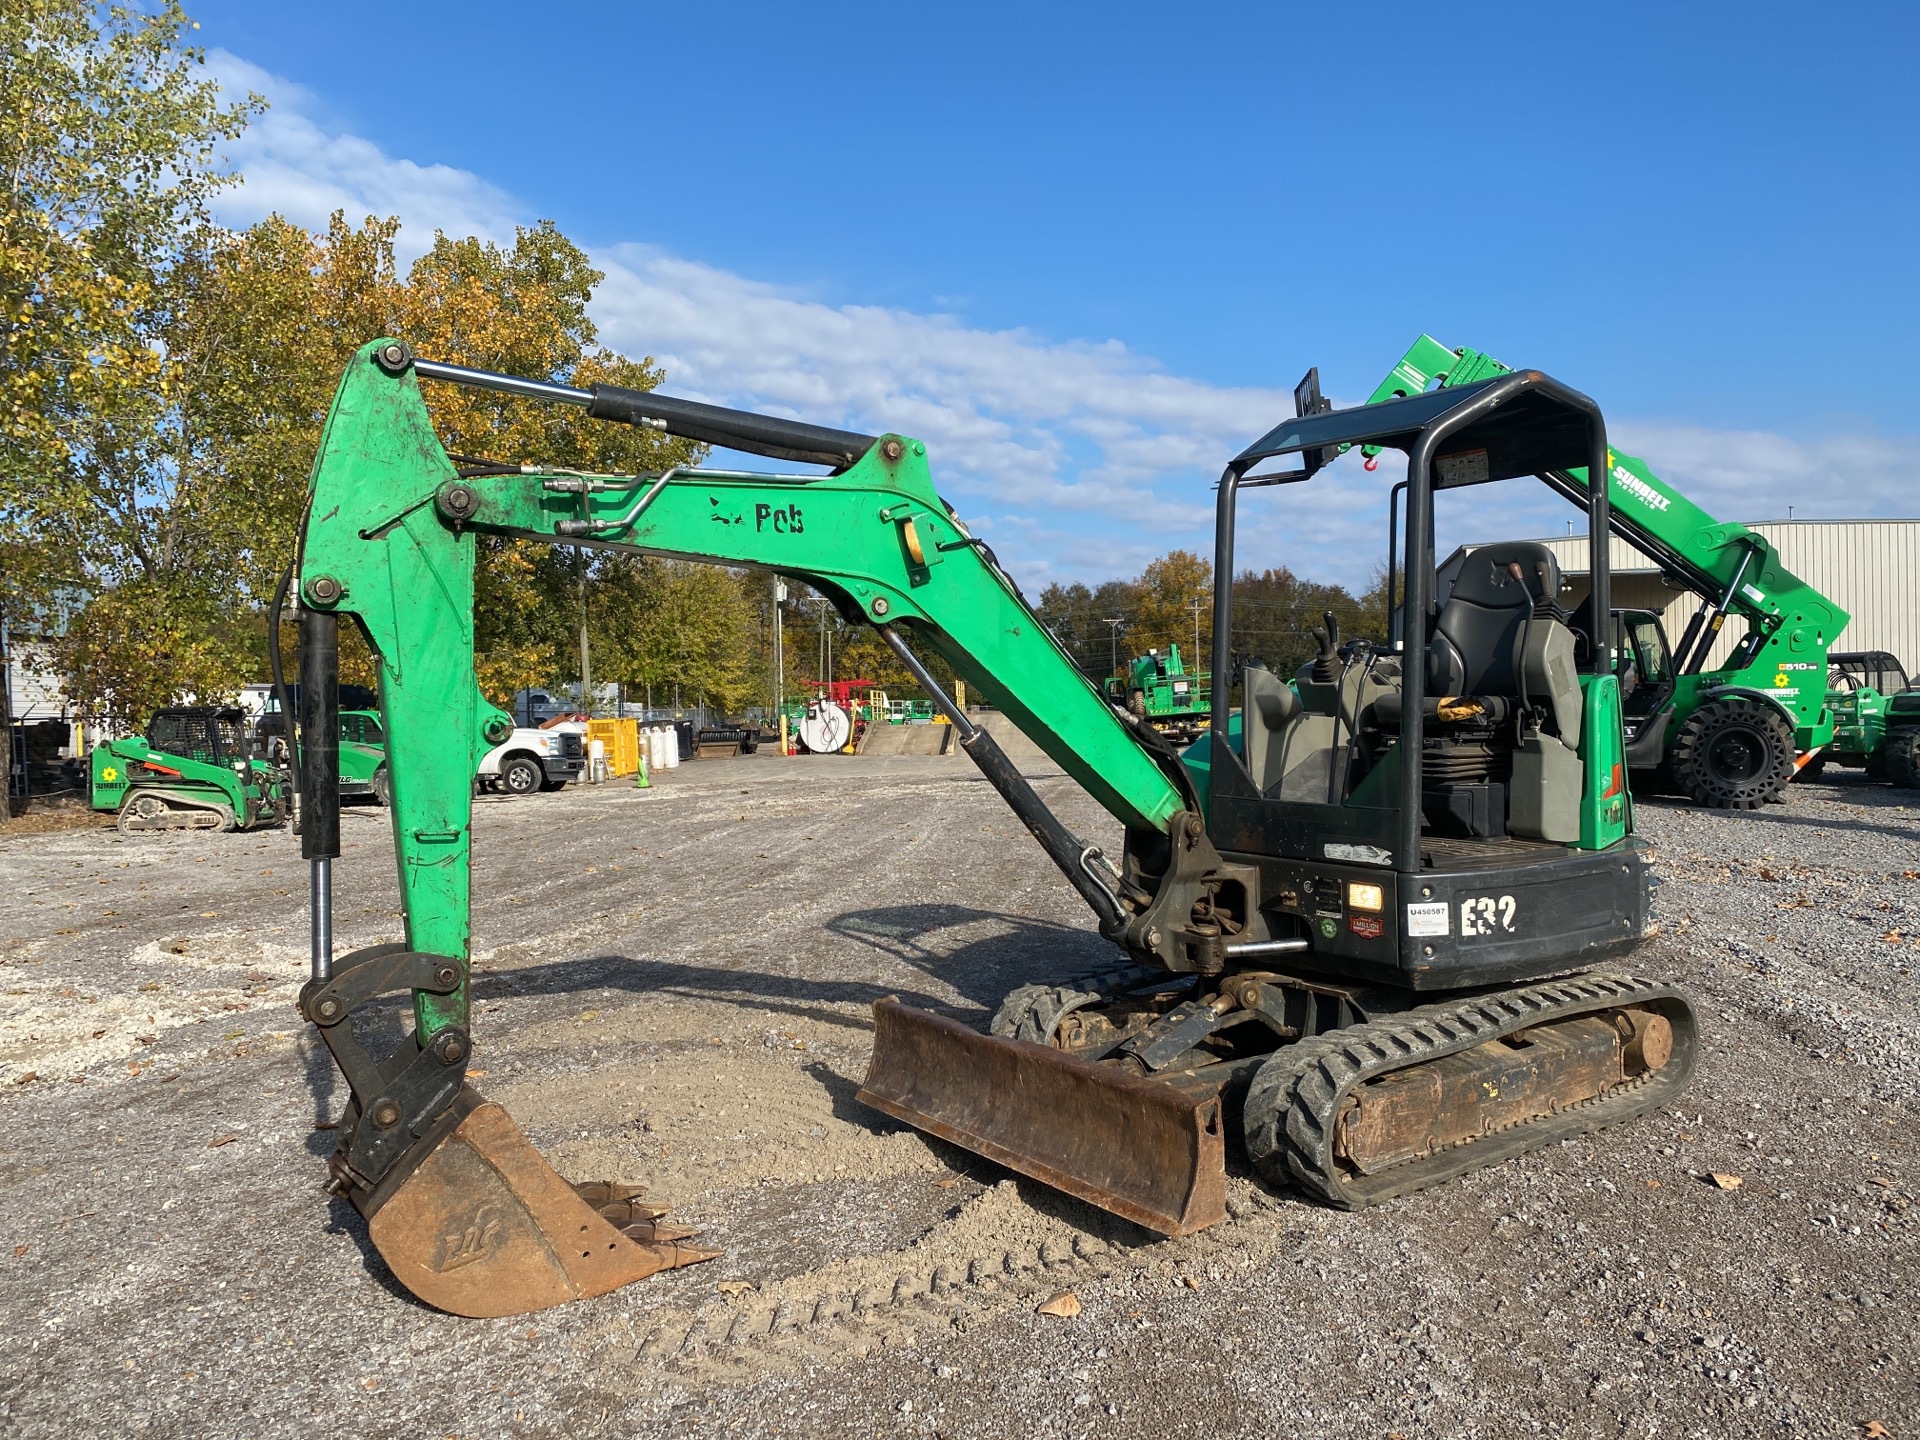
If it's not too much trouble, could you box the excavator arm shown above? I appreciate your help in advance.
[289,341,1226,1314]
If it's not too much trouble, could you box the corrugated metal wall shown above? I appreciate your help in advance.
[1528,521,1920,674]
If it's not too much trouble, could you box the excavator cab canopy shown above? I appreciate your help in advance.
[1208,368,1618,884]
[1233,373,1603,487]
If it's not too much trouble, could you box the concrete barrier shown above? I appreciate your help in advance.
[962,710,1058,772]
[857,723,954,757]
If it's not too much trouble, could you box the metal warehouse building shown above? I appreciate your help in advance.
[1520,520,1920,675]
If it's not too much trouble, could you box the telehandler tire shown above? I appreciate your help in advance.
[370,767,391,807]
[1667,696,1795,809]
[1886,727,1920,789]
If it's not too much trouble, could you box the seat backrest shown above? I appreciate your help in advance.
[1242,664,1300,792]
[1428,542,1562,696]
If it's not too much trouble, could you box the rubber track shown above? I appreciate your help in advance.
[631,1189,1282,1381]
[989,961,1164,1043]
[1244,972,1698,1210]
[117,789,234,833]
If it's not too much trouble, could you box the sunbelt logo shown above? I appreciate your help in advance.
[1611,464,1671,513]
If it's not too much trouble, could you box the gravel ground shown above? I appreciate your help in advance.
[0,754,1914,1439]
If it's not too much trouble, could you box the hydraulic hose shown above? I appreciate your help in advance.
[267,559,298,777]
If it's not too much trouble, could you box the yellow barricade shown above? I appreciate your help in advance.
[587,718,640,776]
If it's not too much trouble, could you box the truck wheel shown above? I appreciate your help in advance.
[1127,688,1148,721]
[1886,728,1920,788]
[500,755,542,796]
[1667,697,1795,809]
[370,767,391,807]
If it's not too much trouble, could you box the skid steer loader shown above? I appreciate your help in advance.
[283,340,1698,1316]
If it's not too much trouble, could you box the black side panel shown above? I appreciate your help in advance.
[1225,839,1650,991]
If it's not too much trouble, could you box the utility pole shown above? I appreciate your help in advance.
[772,578,786,718]
[577,548,592,717]
[1189,597,1204,666]
[1103,616,1125,677]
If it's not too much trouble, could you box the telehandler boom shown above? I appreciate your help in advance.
[287,340,1697,1317]
[1363,336,1848,808]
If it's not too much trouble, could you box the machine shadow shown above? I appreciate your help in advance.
[474,903,1113,1026]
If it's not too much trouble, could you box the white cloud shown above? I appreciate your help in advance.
[1613,422,1918,524]
[589,245,1281,538]
[207,51,520,254]
[204,51,1920,593]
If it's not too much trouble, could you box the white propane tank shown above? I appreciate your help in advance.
[664,725,680,768]
[587,737,606,783]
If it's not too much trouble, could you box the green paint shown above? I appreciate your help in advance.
[461,403,1181,833]
[299,343,506,1042]
[1576,674,1630,851]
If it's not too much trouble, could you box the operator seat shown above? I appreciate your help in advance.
[1400,541,1587,841]
[1428,542,1559,698]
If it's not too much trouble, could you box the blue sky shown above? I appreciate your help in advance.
[186,1,1919,591]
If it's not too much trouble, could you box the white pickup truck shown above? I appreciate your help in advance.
[478,725,585,796]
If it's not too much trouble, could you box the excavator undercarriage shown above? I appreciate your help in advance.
[285,340,1701,1316]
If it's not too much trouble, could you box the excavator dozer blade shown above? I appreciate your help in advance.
[356,1088,718,1318]
[857,998,1226,1237]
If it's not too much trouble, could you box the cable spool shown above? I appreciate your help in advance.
[798,701,851,754]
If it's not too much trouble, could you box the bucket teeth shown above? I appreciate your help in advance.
[357,1088,719,1317]
[573,1180,674,1225]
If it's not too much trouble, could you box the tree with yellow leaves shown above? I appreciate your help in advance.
[0,0,258,819]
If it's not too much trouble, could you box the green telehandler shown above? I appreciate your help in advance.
[1361,336,1849,809]
[1816,652,1920,785]
[1104,643,1212,743]
[89,706,289,833]
[281,339,1697,1318]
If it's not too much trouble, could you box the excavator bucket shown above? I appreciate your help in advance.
[858,999,1227,1236]
[353,1089,718,1319]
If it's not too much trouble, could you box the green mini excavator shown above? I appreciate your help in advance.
[285,340,1698,1317]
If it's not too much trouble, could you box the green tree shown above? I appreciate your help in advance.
[1036,578,1140,678]
[390,221,702,702]
[0,0,259,815]
[1131,549,1213,664]
[587,556,757,715]
[1229,566,1377,679]
[27,200,702,721]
